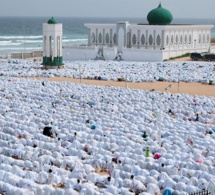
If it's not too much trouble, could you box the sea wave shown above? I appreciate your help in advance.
[0,42,22,46]
[63,39,88,42]
[0,35,43,39]
[0,37,87,43]
[16,40,43,43]
[0,41,12,44]
[0,38,87,47]
[0,47,41,51]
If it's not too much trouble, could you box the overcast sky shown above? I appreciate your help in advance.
[0,0,215,19]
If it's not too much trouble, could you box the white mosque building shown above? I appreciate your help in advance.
[44,4,214,64]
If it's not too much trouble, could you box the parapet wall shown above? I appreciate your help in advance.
[11,51,43,59]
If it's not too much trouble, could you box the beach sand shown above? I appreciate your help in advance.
[34,77,215,97]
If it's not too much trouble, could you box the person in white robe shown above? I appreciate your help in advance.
[48,169,54,185]
[73,179,82,191]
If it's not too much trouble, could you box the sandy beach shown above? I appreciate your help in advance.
[35,77,215,97]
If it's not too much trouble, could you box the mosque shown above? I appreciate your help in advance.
[42,4,214,66]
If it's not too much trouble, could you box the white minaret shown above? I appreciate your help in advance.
[42,17,63,68]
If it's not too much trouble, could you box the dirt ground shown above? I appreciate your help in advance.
[34,77,215,97]
[28,55,215,97]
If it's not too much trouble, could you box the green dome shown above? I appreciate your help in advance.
[47,17,58,24]
[147,4,173,25]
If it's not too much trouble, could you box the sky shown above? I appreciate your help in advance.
[0,0,215,19]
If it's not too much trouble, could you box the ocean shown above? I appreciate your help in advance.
[0,17,214,57]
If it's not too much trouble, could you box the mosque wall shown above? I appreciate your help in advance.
[163,47,210,60]
[122,48,163,62]
[162,26,211,54]
[103,47,118,60]
[89,28,117,47]
[78,23,213,61]
[63,46,98,61]
[104,28,114,46]
[85,24,116,47]
[126,26,163,50]
[63,43,210,61]
[128,28,137,47]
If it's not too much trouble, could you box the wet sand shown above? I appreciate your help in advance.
[33,77,215,97]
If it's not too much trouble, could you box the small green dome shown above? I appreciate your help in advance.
[147,3,173,25]
[47,17,58,24]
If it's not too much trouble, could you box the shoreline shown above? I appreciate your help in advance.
[32,77,215,97]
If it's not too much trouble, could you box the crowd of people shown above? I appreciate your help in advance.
[0,60,214,194]
[0,59,215,84]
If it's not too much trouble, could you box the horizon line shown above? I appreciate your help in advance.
[0,16,215,20]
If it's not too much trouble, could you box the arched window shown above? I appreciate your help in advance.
[176,35,178,44]
[98,33,102,44]
[132,34,137,45]
[203,34,205,43]
[141,34,145,45]
[199,34,201,44]
[156,35,161,46]
[166,35,169,45]
[113,33,117,44]
[184,35,187,44]
[189,35,192,44]
[149,34,153,46]
[171,35,174,44]
[180,35,183,44]
[105,33,110,44]
[91,33,95,43]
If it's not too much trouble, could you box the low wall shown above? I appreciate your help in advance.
[122,48,163,62]
[163,47,210,60]
[33,51,43,57]
[11,53,23,59]
[63,46,98,61]
[11,51,43,59]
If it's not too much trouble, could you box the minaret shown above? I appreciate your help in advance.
[42,17,63,69]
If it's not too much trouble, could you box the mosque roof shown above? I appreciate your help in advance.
[47,17,58,24]
[147,3,173,25]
